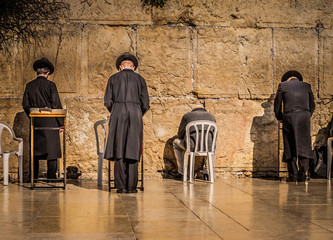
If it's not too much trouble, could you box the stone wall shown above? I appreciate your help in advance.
[1,0,333,180]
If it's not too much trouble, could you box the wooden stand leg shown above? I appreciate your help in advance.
[30,118,34,189]
[140,155,144,191]
[63,119,66,190]
[108,160,111,192]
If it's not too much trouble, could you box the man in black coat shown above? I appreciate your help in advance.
[22,58,63,179]
[173,106,216,178]
[274,70,315,182]
[104,52,150,193]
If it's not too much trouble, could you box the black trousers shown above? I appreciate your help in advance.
[34,155,58,179]
[114,158,138,190]
[287,157,309,181]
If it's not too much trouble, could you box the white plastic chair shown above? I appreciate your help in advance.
[183,120,218,183]
[94,120,108,186]
[0,121,23,185]
[327,137,332,180]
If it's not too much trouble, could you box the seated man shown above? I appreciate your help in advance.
[173,105,216,179]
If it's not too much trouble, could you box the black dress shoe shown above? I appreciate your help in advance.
[297,172,307,182]
[116,189,127,193]
[286,177,297,182]
[127,189,138,193]
[174,173,183,180]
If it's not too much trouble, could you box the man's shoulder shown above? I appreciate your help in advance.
[184,110,216,122]
[111,70,142,78]
[25,78,39,88]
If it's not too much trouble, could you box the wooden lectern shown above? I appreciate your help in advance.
[29,108,67,189]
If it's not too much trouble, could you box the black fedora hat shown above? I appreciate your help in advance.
[281,70,303,82]
[33,58,54,75]
[116,52,138,70]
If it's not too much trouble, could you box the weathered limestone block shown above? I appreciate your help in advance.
[0,48,23,97]
[143,98,202,176]
[66,0,151,25]
[315,0,333,29]
[273,28,318,93]
[63,98,109,177]
[319,29,333,98]
[153,0,257,27]
[22,24,81,94]
[137,26,192,97]
[256,0,319,28]
[84,25,135,97]
[194,27,273,99]
[205,99,278,174]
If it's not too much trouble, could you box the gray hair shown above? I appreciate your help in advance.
[36,67,50,75]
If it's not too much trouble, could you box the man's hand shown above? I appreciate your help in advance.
[59,126,64,133]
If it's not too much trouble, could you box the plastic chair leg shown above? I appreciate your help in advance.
[327,138,333,180]
[3,153,9,186]
[189,153,195,183]
[208,153,214,183]
[183,152,189,182]
[97,153,103,186]
[18,155,23,183]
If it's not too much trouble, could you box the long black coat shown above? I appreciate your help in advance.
[177,108,216,152]
[22,76,63,159]
[274,78,315,160]
[104,69,150,161]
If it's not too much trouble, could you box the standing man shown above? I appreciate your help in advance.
[22,58,63,179]
[173,105,216,179]
[104,52,150,193]
[274,70,315,182]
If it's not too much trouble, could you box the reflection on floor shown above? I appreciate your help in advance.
[0,178,332,240]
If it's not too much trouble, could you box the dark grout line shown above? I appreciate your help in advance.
[167,189,224,240]
[222,180,333,234]
[119,194,139,240]
[203,199,250,232]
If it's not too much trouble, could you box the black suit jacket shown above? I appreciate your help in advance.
[177,108,216,151]
[274,78,315,120]
[274,78,315,160]
[22,76,63,159]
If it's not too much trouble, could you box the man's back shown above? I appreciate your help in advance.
[178,108,216,139]
[22,76,62,116]
[104,67,150,161]
[104,69,149,115]
[279,79,314,114]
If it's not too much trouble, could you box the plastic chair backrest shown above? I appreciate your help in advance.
[0,121,20,155]
[94,120,108,156]
[185,120,218,154]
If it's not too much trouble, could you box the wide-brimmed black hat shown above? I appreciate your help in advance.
[281,70,303,82]
[33,58,54,75]
[116,52,138,70]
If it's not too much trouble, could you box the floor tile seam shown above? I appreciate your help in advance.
[222,181,333,234]
[28,189,56,235]
[166,188,224,240]
[119,193,139,240]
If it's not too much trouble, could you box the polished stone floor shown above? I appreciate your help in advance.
[1,178,332,240]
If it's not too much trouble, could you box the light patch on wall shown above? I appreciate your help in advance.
[154,126,168,139]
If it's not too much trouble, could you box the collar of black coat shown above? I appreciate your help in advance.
[37,75,48,79]
[192,108,206,112]
[122,68,134,72]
